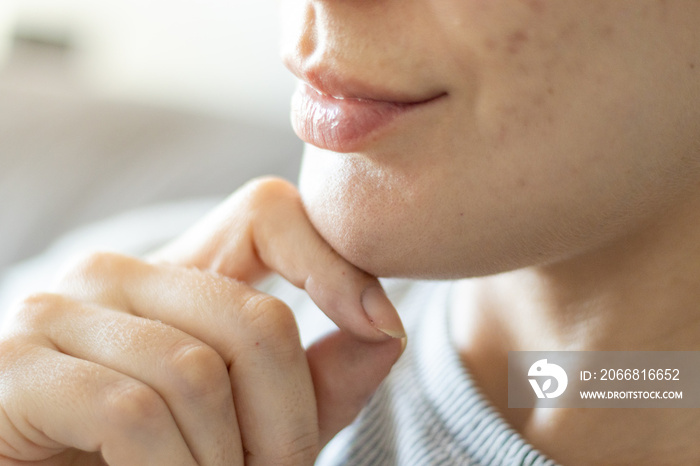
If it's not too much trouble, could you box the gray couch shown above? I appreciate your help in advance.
[0,39,303,273]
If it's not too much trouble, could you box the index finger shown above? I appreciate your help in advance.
[149,177,405,341]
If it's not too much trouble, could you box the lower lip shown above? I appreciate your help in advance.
[291,83,442,153]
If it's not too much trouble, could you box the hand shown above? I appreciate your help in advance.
[0,178,405,465]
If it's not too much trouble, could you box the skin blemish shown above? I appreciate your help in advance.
[506,30,529,55]
[522,0,545,13]
[690,62,696,70]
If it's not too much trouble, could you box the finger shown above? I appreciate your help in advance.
[149,177,405,341]
[306,331,406,447]
[59,254,320,465]
[18,292,243,466]
[0,340,197,466]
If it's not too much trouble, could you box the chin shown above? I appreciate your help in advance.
[300,191,402,277]
[298,148,504,279]
[300,188,502,280]
[297,156,430,277]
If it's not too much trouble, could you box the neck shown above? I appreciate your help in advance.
[452,193,700,464]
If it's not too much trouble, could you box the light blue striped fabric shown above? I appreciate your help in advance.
[317,281,560,466]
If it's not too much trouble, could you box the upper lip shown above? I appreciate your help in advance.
[285,60,446,104]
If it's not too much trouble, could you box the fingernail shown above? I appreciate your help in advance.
[361,286,406,339]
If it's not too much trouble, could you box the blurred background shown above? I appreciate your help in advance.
[0,0,303,273]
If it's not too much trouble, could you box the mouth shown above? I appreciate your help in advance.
[289,71,447,153]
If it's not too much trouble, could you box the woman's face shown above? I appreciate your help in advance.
[281,0,700,278]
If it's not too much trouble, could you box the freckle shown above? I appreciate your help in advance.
[460,212,465,217]
[690,62,696,70]
[547,86,554,95]
[517,177,527,188]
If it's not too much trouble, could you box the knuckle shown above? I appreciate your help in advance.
[64,251,126,278]
[55,251,142,303]
[0,335,32,369]
[59,251,140,286]
[241,294,300,349]
[10,292,71,330]
[244,176,299,207]
[103,380,168,430]
[162,339,229,400]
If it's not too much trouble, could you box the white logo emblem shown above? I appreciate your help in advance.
[528,359,568,399]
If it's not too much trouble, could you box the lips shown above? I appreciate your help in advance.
[289,73,446,153]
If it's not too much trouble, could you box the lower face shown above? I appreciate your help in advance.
[286,0,700,278]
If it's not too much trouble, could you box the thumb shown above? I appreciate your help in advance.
[306,330,406,447]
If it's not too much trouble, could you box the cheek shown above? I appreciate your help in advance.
[432,0,623,145]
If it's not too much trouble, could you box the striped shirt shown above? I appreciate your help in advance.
[317,280,559,466]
